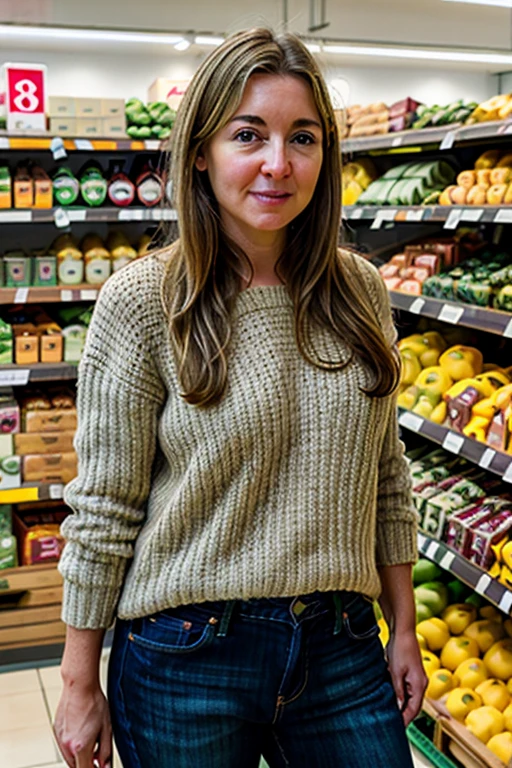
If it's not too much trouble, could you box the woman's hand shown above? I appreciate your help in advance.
[53,682,112,768]
[386,629,427,727]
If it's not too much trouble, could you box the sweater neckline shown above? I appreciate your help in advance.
[235,284,292,315]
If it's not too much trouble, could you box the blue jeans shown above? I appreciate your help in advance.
[108,591,414,768]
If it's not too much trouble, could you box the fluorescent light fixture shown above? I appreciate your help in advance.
[174,39,191,51]
[321,42,512,65]
[443,0,512,7]
[195,35,224,46]
[0,24,184,44]
[305,43,321,53]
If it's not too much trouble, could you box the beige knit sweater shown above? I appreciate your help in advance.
[59,251,417,629]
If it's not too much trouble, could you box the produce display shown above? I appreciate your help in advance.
[423,250,512,310]
[341,159,377,206]
[439,150,512,206]
[342,97,421,138]
[356,161,456,207]
[125,98,176,141]
[379,239,458,294]
[412,100,478,130]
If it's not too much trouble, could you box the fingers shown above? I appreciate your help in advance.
[75,744,95,768]
[401,670,428,727]
[52,725,75,768]
[97,719,113,768]
[390,668,405,712]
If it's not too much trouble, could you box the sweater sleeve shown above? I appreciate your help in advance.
[59,265,166,629]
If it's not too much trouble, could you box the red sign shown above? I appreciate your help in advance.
[7,66,45,114]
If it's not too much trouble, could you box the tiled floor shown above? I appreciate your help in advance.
[0,652,434,768]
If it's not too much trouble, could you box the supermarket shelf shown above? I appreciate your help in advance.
[418,531,512,616]
[343,119,512,154]
[397,407,512,481]
[0,482,64,504]
[390,291,512,337]
[0,132,164,152]
[0,363,77,384]
[0,207,177,225]
[343,204,512,226]
[0,284,101,305]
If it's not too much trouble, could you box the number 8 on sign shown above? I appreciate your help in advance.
[13,79,39,112]
[4,63,47,131]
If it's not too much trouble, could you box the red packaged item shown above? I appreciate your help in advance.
[469,507,512,569]
[444,498,504,557]
[389,98,422,119]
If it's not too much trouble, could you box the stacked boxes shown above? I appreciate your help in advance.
[48,97,126,138]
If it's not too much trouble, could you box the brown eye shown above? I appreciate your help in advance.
[235,129,258,143]
[292,132,315,145]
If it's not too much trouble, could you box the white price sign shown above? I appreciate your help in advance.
[60,290,73,302]
[408,298,426,315]
[14,288,29,304]
[49,484,64,500]
[438,304,464,324]
[479,448,496,469]
[494,209,512,224]
[0,138,9,150]
[504,319,512,339]
[475,574,492,596]
[442,432,464,454]
[0,368,30,386]
[370,209,397,230]
[440,130,457,150]
[68,209,87,222]
[503,463,512,484]
[53,207,70,229]
[417,533,427,550]
[460,208,484,222]
[74,139,93,150]
[80,289,98,301]
[349,207,364,220]
[440,551,456,571]
[426,541,440,560]
[391,136,403,148]
[405,209,424,222]
[398,411,424,433]
[444,209,462,230]
[499,591,512,614]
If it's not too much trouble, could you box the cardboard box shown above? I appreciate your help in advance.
[0,435,14,458]
[24,408,77,433]
[48,96,75,117]
[74,97,102,117]
[14,430,75,456]
[33,168,52,209]
[76,117,102,137]
[14,170,33,209]
[14,326,39,365]
[102,116,127,137]
[40,333,63,363]
[100,98,125,117]
[49,116,77,137]
[23,451,77,484]
[147,78,189,110]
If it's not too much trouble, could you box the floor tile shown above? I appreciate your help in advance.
[0,669,41,696]
[0,725,60,768]
[37,666,61,691]
[0,690,49,733]
[43,686,60,723]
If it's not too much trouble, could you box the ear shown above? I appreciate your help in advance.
[195,153,208,172]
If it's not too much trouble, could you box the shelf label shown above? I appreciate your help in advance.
[151,208,164,221]
[0,138,10,150]
[49,483,64,500]
[426,541,440,560]
[349,207,364,220]
[0,211,32,223]
[444,209,462,230]
[494,209,512,224]
[442,432,464,454]
[391,136,402,148]
[165,208,179,221]
[60,290,73,302]
[498,122,512,136]
[370,209,397,230]
[50,136,67,161]
[118,209,144,221]
[479,448,496,469]
[398,411,424,433]
[80,289,98,301]
[144,140,160,151]
[440,130,457,150]
[67,209,87,222]
[460,208,484,223]
[408,298,426,315]
[53,207,70,229]
[438,304,464,324]
[440,551,456,571]
[475,574,492,596]
[503,463,512,484]
[405,209,424,222]
[504,319,512,339]
[14,287,29,304]
[0,368,30,386]
[74,139,94,150]
[499,590,512,614]
[417,533,427,550]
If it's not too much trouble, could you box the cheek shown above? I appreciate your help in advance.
[210,156,258,198]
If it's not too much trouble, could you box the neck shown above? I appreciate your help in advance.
[223,223,286,288]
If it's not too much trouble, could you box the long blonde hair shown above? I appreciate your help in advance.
[164,27,400,407]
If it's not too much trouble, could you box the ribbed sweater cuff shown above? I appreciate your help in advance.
[376,520,418,567]
[61,580,120,630]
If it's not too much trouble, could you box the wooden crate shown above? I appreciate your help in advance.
[0,563,65,650]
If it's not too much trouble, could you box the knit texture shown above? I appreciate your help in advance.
[59,251,418,629]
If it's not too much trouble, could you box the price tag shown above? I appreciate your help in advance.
[405,209,424,222]
[0,368,30,386]
[60,290,73,302]
[80,289,98,301]
[503,463,512,484]
[444,209,462,230]
[144,140,160,151]
[118,209,144,221]
[494,209,512,224]
[417,533,427,550]
[442,432,464,454]
[53,207,70,229]
[440,551,456,570]
[499,590,512,614]
[165,208,179,221]
[503,319,512,339]
[349,207,364,220]
[479,448,496,469]
[398,411,424,433]
[74,139,94,150]
[426,541,439,560]
[475,574,492,596]
[49,484,64,500]
[0,211,32,223]
[408,298,426,315]
[0,137,10,150]
[50,136,67,161]
[391,136,402,148]
[498,122,512,136]
[151,208,164,221]
[67,209,87,222]
[440,130,457,150]
[370,209,397,230]
[14,288,29,304]
[460,208,484,222]
[438,304,464,324]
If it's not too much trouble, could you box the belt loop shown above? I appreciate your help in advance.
[217,600,236,638]
[332,592,343,636]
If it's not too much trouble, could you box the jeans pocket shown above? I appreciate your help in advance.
[342,594,380,641]
[129,610,217,655]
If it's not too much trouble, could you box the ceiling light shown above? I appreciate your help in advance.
[443,0,512,7]
[0,24,184,44]
[321,43,512,65]
[195,35,224,46]
[305,43,321,53]
[174,39,191,51]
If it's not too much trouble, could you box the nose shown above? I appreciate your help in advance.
[260,139,291,179]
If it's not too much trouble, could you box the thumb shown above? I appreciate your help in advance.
[391,667,405,711]
[97,720,112,768]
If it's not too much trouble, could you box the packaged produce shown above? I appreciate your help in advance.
[13,163,33,208]
[51,234,84,286]
[81,234,111,285]
[107,163,136,207]
[136,165,164,207]
[4,253,31,287]
[79,162,108,207]
[0,166,12,208]
[0,534,17,570]
[357,160,455,207]
[12,506,68,566]
[52,167,80,207]
[32,166,52,209]
[107,231,137,272]
[33,256,57,287]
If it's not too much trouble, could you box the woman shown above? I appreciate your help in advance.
[54,27,426,768]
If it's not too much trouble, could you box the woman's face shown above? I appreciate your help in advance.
[195,73,324,246]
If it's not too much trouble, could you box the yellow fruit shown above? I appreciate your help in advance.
[487,184,507,205]
[465,705,504,743]
[490,167,512,185]
[421,650,441,678]
[416,618,451,652]
[378,618,389,647]
[442,604,477,635]
[467,184,488,206]
[503,702,512,730]
[476,168,491,185]
[453,658,488,690]
[426,669,455,700]
[487,732,512,764]
[475,150,501,170]
[446,688,482,721]
[439,186,455,206]
[441,636,480,672]
[507,678,512,696]
[504,619,512,639]
[484,640,512,681]
[502,541,512,570]
[417,633,427,650]
[457,170,476,188]
[464,620,505,653]
[480,606,503,622]
[475,679,510,712]
[450,185,467,205]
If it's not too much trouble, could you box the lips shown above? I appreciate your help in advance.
[250,191,291,198]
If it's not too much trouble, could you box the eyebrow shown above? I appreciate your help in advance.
[230,114,322,130]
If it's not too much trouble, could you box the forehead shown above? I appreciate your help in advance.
[236,73,320,118]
